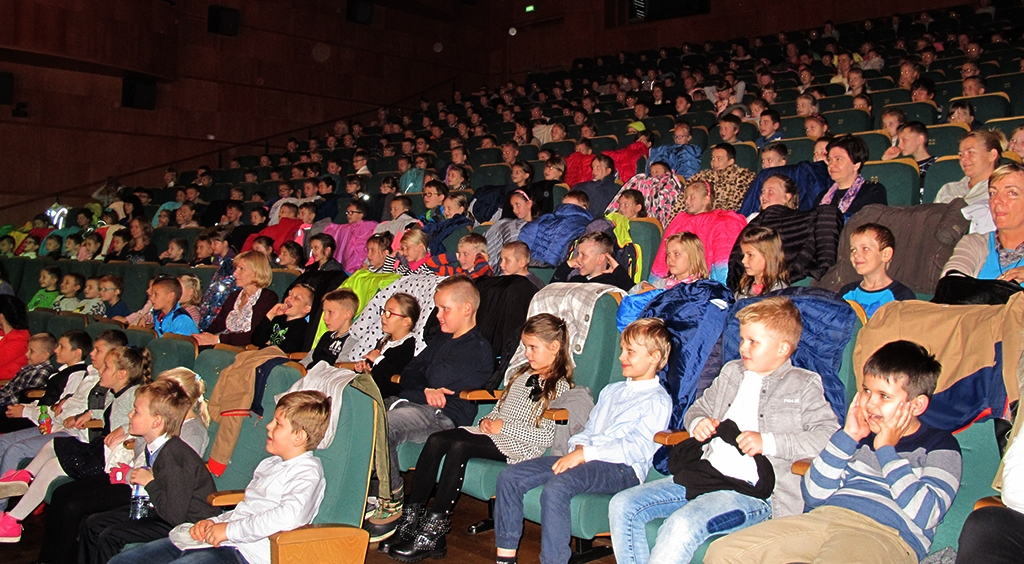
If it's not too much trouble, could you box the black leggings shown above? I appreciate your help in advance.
[408,428,505,515]
[956,505,1024,563]
[38,477,130,564]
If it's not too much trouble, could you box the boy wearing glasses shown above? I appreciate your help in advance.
[251,285,315,353]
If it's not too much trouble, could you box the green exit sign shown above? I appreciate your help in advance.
[525,5,535,12]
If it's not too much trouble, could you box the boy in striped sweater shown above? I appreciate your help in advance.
[706,340,961,563]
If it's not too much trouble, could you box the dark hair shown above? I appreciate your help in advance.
[825,135,870,166]
[712,142,737,161]
[65,272,85,291]
[863,340,941,398]
[96,329,129,348]
[367,232,394,252]
[0,295,28,330]
[152,276,183,304]
[63,329,93,360]
[898,121,929,140]
[762,142,788,157]
[346,174,366,191]
[250,206,268,221]
[42,265,63,281]
[720,114,743,127]
[253,236,275,250]
[593,154,615,172]
[853,223,897,253]
[347,198,369,216]
[910,77,936,97]
[761,109,781,124]
[279,241,306,265]
[225,201,244,213]
[310,233,337,255]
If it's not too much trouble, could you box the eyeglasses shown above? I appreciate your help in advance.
[99,287,117,292]
[381,308,407,319]
[346,210,364,215]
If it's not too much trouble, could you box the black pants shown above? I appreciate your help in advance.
[408,428,505,515]
[37,477,130,564]
[956,505,1024,563]
[81,506,172,564]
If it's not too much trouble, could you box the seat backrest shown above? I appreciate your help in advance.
[922,155,965,203]
[1,257,28,296]
[823,108,872,135]
[270,269,298,299]
[860,159,922,206]
[27,309,55,336]
[125,326,157,348]
[851,131,894,161]
[18,258,49,304]
[680,111,718,130]
[818,94,854,113]
[777,137,816,164]
[122,262,159,311]
[193,346,240,394]
[885,101,939,126]
[870,89,913,127]
[934,79,963,111]
[950,93,1011,123]
[541,141,576,158]
[147,334,199,375]
[985,116,1024,142]
[987,72,1024,114]
[47,312,87,339]
[85,318,126,341]
[590,135,619,154]
[927,123,970,158]
[778,115,806,139]
[311,385,377,527]
[629,217,664,282]
[472,163,512,188]
[441,226,471,256]
[469,147,502,169]
[571,293,623,394]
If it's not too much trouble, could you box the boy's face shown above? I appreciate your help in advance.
[434,288,471,335]
[283,288,313,319]
[455,244,478,271]
[298,207,316,224]
[321,300,353,333]
[618,338,661,380]
[40,271,58,290]
[391,201,408,218]
[719,122,739,142]
[575,241,607,278]
[860,374,927,435]
[83,279,100,299]
[882,115,900,138]
[310,240,328,263]
[423,186,444,209]
[849,232,892,277]
[0,240,11,254]
[26,341,50,365]
[99,281,120,304]
[55,337,80,366]
[150,284,178,313]
[91,338,113,369]
[195,240,212,259]
[60,275,81,298]
[24,238,39,252]
[128,395,162,438]
[500,249,528,276]
[738,321,790,375]
[266,407,307,457]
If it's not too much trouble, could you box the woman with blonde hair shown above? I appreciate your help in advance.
[194,250,278,346]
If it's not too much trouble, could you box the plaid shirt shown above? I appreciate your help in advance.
[0,360,55,407]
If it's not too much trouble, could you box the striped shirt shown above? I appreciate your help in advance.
[802,425,961,560]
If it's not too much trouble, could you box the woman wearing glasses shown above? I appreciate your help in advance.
[347,293,421,398]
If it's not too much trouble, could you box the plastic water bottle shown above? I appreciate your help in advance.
[128,481,152,520]
[38,406,52,435]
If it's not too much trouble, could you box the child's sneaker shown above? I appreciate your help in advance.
[0,470,30,498]
[0,512,21,543]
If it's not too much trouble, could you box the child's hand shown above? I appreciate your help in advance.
[52,399,66,416]
[874,401,913,450]
[364,349,382,362]
[352,360,371,373]
[130,467,154,487]
[190,520,214,541]
[266,303,288,319]
[552,446,586,474]
[6,404,24,418]
[194,333,219,346]
[691,418,720,441]
[843,392,871,442]
[882,145,902,160]
[737,431,763,456]
[63,416,77,428]
[104,427,127,447]
[601,254,620,275]
[73,412,92,429]
[204,522,230,547]
[480,418,503,434]
[637,282,656,294]
[424,387,454,408]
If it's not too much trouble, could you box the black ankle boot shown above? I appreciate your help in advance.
[378,503,423,553]
[387,511,450,562]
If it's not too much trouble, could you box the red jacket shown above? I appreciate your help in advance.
[0,329,30,381]
[565,153,596,188]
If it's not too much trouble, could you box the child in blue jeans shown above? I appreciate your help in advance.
[493,317,672,564]
[607,296,838,564]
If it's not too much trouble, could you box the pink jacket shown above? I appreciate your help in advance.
[652,209,747,278]
[324,221,378,273]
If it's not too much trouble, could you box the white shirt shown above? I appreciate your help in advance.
[935,177,990,206]
[1002,433,1024,513]
[695,370,779,485]
[213,452,326,564]
[23,363,91,432]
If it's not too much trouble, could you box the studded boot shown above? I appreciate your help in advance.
[377,502,423,553]
[387,511,451,562]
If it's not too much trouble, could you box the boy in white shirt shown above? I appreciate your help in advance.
[109,390,331,564]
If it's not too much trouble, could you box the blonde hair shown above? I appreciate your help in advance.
[276,390,332,451]
[685,179,716,209]
[621,317,672,370]
[177,274,202,307]
[135,379,192,437]
[105,346,153,387]
[234,250,273,288]
[735,296,803,349]
[736,226,788,296]
[158,368,210,428]
[664,232,709,280]
[400,228,431,253]
[458,233,489,261]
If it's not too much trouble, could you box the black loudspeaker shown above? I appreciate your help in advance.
[121,77,157,110]
[208,5,240,36]
[0,73,12,105]
[346,0,373,25]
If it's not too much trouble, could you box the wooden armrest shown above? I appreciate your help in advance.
[334,362,358,371]
[83,420,104,429]
[270,524,369,563]
[974,496,1006,510]
[459,389,502,401]
[543,408,569,422]
[654,430,690,446]
[25,389,45,399]
[390,374,401,384]
[791,459,813,476]
[289,352,308,361]
[214,344,246,353]
[208,489,246,507]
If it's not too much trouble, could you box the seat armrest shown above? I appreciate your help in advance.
[653,430,690,446]
[289,352,308,361]
[390,374,401,384]
[974,496,1006,510]
[334,362,357,371]
[791,459,813,476]
[214,344,246,353]
[542,408,569,425]
[83,420,104,429]
[207,490,246,507]
[459,389,502,402]
[25,389,45,399]
[269,524,369,564]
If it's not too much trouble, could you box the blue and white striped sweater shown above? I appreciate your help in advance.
[801,425,961,559]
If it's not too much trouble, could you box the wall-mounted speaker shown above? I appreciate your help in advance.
[0,73,13,105]
[346,0,373,25]
[208,5,240,36]
[121,77,157,110]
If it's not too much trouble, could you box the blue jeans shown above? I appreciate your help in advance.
[109,538,249,564]
[0,428,68,511]
[495,456,640,564]
[608,477,772,564]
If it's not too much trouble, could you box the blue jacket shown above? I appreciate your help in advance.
[638,280,734,473]
[154,303,199,337]
[739,160,833,216]
[647,143,703,180]
[517,203,594,267]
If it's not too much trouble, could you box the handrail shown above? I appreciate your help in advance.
[0,76,457,213]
